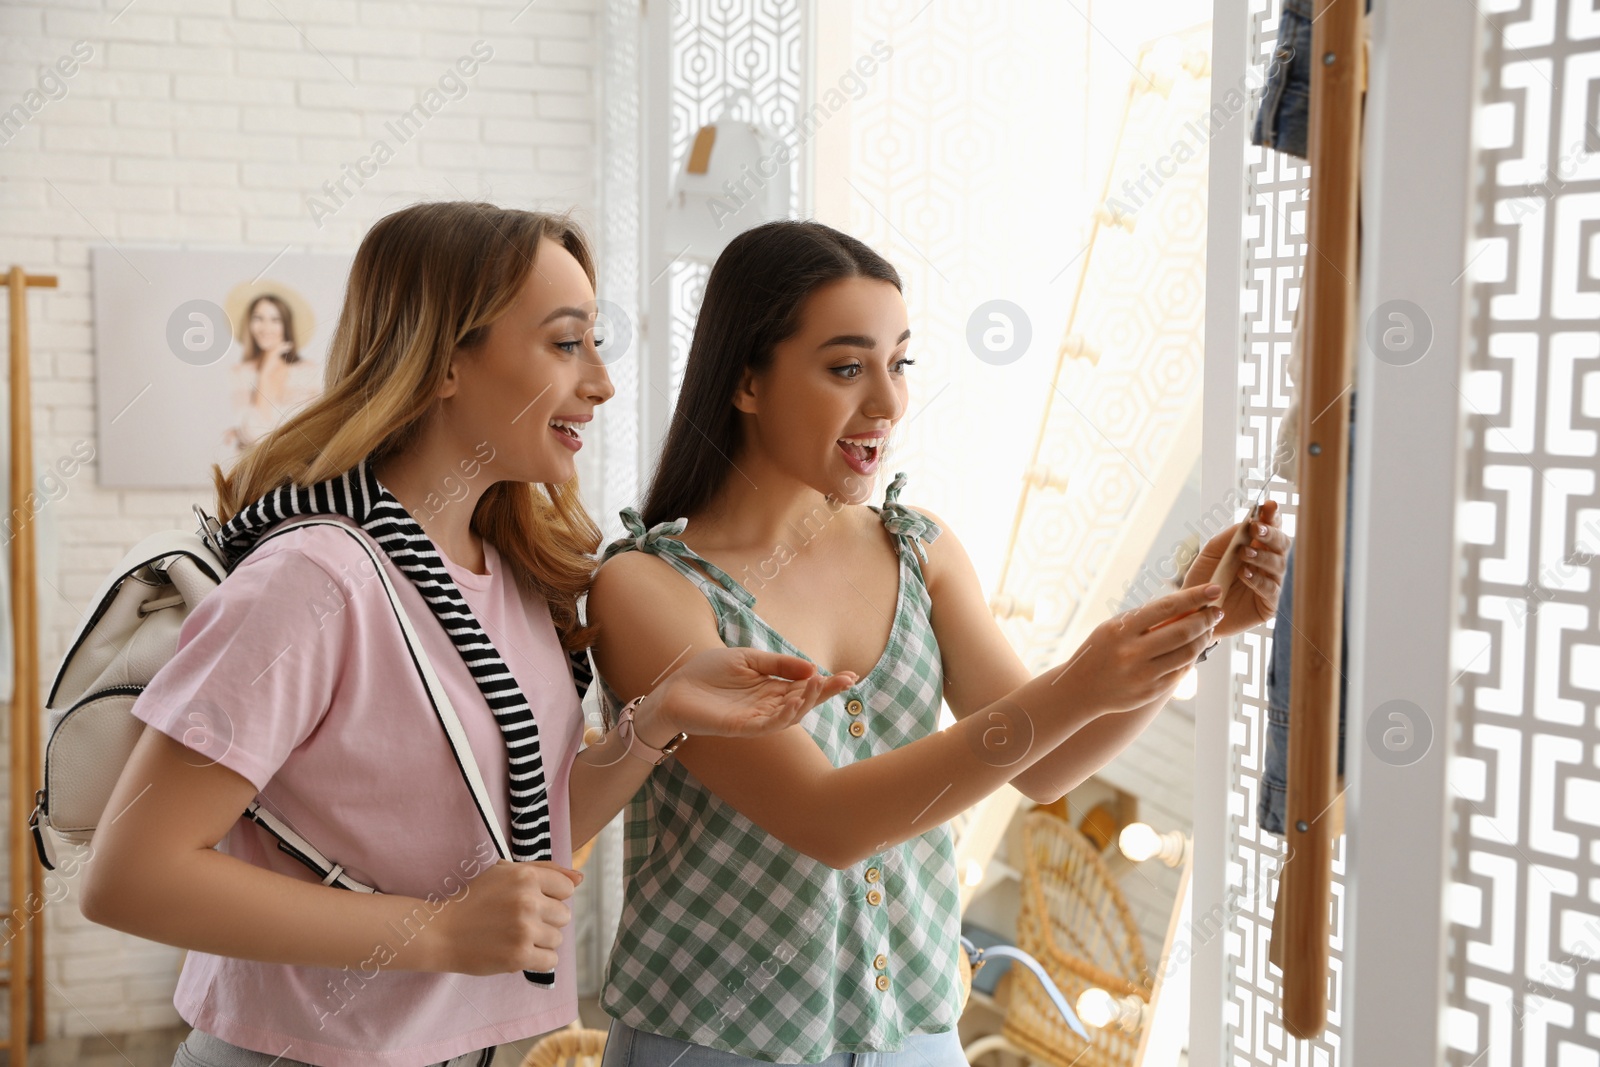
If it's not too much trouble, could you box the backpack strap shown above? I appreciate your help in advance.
[240,518,517,908]
[242,800,377,893]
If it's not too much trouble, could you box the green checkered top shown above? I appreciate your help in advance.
[592,471,965,1063]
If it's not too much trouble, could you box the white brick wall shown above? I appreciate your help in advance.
[0,0,600,1038]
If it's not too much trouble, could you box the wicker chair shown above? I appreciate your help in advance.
[517,1020,608,1067]
[1000,810,1153,1067]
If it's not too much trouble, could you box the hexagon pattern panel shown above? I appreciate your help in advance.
[663,0,805,406]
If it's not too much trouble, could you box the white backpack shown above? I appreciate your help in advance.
[31,506,521,894]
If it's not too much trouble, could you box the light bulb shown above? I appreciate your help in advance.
[1077,987,1117,1030]
[1119,822,1162,863]
[1078,987,1148,1032]
[1118,822,1191,867]
[961,859,985,887]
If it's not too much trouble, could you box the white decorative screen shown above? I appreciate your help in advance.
[1221,2,1346,1061]
[663,0,806,403]
[1445,1,1600,1063]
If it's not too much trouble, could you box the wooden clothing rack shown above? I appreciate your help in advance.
[5,264,56,1065]
[1274,0,1364,1041]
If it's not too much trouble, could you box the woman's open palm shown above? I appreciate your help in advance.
[662,647,858,739]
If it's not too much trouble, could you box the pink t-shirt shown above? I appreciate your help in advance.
[129,517,582,1067]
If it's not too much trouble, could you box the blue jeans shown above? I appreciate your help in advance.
[598,1019,968,1067]
[173,1028,495,1067]
[1259,390,1356,836]
[1251,0,1314,160]
[1250,0,1371,162]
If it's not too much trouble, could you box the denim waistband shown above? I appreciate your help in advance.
[174,1029,494,1067]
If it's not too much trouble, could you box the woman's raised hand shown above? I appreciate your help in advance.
[650,647,858,740]
[1183,499,1289,635]
[1055,583,1224,716]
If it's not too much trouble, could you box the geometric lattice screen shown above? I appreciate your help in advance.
[663,0,805,404]
[1221,2,1346,1062]
[1445,1,1600,1062]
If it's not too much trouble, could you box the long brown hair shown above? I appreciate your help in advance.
[212,200,602,652]
[640,220,902,528]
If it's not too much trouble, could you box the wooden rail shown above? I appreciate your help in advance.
[1277,0,1364,1040]
[7,265,57,1065]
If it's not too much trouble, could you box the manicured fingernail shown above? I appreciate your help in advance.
[1259,524,1269,536]
[1212,609,1224,622]
[1245,547,1258,557]
[1244,568,1253,578]
[1206,584,1221,596]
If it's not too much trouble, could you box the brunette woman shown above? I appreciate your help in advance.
[588,220,1287,1066]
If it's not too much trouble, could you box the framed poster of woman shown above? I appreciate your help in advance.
[92,247,351,488]
[219,283,324,456]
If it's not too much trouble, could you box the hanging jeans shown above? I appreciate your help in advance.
[1259,389,1357,836]
[1250,0,1370,162]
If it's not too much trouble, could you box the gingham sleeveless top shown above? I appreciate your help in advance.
[593,472,965,1063]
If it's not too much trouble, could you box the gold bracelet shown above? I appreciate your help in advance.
[616,695,688,767]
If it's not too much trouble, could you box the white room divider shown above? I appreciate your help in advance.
[1195,0,1349,1060]
[1441,2,1600,1064]
[1198,2,1599,1066]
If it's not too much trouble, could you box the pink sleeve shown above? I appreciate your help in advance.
[129,546,353,792]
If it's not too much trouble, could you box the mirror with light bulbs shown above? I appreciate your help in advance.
[1080,821,1193,1063]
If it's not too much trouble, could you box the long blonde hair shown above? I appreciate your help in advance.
[212,200,602,652]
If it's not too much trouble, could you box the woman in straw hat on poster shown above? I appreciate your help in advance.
[222,281,324,454]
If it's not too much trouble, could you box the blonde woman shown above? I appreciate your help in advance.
[83,203,852,1067]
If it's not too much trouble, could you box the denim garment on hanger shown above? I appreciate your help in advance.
[1250,0,1370,162]
[1259,390,1356,836]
